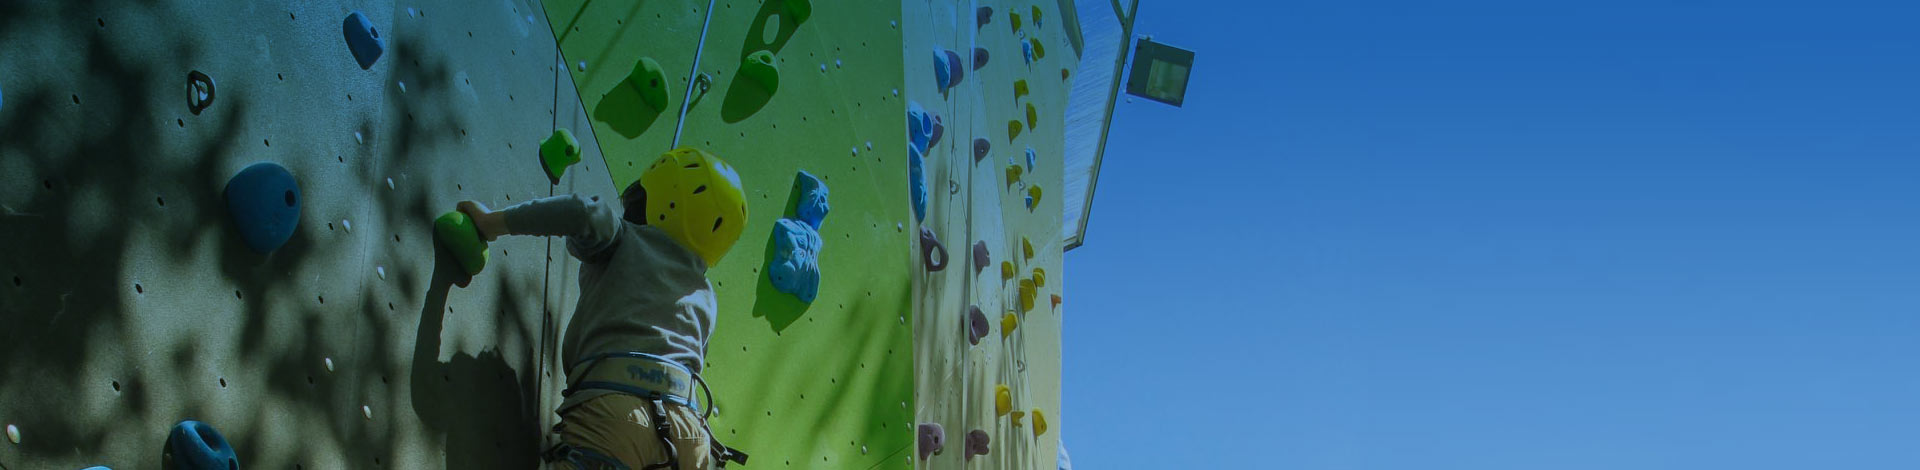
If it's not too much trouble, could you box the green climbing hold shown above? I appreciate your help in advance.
[784,0,812,23]
[741,50,780,94]
[540,128,582,185]
[626,57,670,111]
[435,211,489,276]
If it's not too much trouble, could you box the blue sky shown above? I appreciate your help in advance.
[1061,1,1920,468]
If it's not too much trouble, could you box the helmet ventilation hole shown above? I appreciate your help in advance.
[693,185,707,194]
[684,163,701,169]
[713,217,724,231]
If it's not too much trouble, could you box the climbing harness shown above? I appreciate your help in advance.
[542,352,749,470]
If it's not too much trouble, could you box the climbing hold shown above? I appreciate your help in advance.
[362,405,373,420]
[794,170,830,230]
[1026,185,1043,210]
[1001,311,1020,338]
[539,128,582,185]
[1010,11,1023,32]
[186,71,216,115]
[163,420,238,470]
[355,131,365,144]
[1033,409,1049,437]
[932,50,952,90]
[783,0,812,23]
[1011,409,1026,426]
[626,57,670,111]
[1022,236,1034,260]
[917,423,945,460]
[4,424,16,444]
[906,102,934,153]
[972,241,990,274]
[1024,147,1037,171]
[964,429,991,461]
[1032,267,1047,288]
[223,162,301,254]
[973,47,990,70]
[929,114,945,148]
[397,81,407,93]
[577,61,587,71]
[967,305,990,345]
[995,384,1013,416]
[1007,120,1022,141]
[741,50,779,94]
[1033,6,1044,28]
[1026,103,1039,130]
[769,218,823,302]
[1062,68,1071,80]
[434,211,489,276]
[1013,79,1029,100]
[909,145,928,222]
[342,11,384,70]
[919,227,947,272]
[1018,279,1037,312]
[1051,294,1062,310]
[944,49,966,88]
[976,6,992,28]
[1001,260,1016,281]
[972,137,990,163]
[1030,38,1047,60]
[1005,163,1023,188]
[324,357,335,372]
[1022,41,1034,65]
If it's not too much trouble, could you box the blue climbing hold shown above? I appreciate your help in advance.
[929,114,944,148]
[933,49,952,90]
[769,218,823,303]
[909,145,928,222]
[906,102,933,153]
[944,49,966,88]
[223,162,301,254]
[794,170,830,230]
[1022,42,1034,65]
[1025,147,1037,171]
[343,11,384,70]
[164,420,238,470]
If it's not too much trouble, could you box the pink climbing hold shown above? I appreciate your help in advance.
[918,423,946,460]
[921,227,948,272]
[944,49,965,88]
[930,115,945,148]
[967,305,990,345]
[964,429,991,461]
[973,47,989,71]
[972,240,989,274]
[1051,294,1062,310]
[976,6,993,28]
[972,137,990,163]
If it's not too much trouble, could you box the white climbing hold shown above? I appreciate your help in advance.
[5,424,17,444]
[354,131,364,144]
[376,266,387,280]
[892,89,900,97]
[386,177,395,190]
[865,141,873,150]
[898,316,906,325]
[851,147,859,156]
[819,64,827,72]
[342,219,352,232]
[861,445,868,454]
[324,357,335,372]
[577,61,587,71]
[398,81,407,93]
[890,21,898,29]
[362,405,373,420]
[835,59,843,68]
[407,7,417,18]
[526,15,535,24]
[896,222,903,231]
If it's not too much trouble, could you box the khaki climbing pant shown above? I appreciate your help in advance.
[556,394,713,470]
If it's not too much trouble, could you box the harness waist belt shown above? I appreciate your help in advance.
[565,352,699,411]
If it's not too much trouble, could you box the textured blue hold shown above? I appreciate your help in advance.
[910,145,928,222]
[794,170,830,230]
[906,101,933,153]
[224,162,301,254]
[1024,147,1036,171]
[1022,42,1034,65]
[769,218,823,302]
[166,420,238,470]
[343,11,385,70]
[933,49,952,90]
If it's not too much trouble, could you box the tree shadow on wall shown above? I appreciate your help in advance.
[719,72,774,123]
[738,0,801,62]
[593,77,664,139]
[749,176,815,334]
[407,243,541,470]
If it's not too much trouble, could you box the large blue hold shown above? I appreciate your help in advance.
[909,145,928,222]
[343,11,384,70]
[224,162,301,254]
[794,171,829,230]
[769,218,823,303]
[906,101,933,153]
[165,420,238,470]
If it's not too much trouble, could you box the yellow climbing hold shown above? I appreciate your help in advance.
[1032,267,1046,287]
[1027,185,1043,209]
[1008,120,1022,141]
[1018,279,1036,312]
[1011,409,1026,427]
[1005,164,1024,188]
[1010,12,1022,31]
[1030,38,1046,60]
[1002,312,1020,338]
[1026,103,1038,130]
[1022,236,1034,260]
[1013,80,1029,100]
[1001,260,1016,281]
[995,384,1013,416]
[1033,409,1049,437]
[1032,6,1044,27]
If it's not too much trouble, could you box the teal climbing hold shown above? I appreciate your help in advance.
[434,211,489,276]
[783,0,812,23]
[223,162,301,254]
[909,145,928,222]
[741,50,780,94]
[540,129,582,185]
[626,57,670,111]
[907,101,934,153]
[163,420,238,470]
[793,170,829,229]
[769,218,823,302]
[343,11,384,70]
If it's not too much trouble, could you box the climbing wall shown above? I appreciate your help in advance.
[0,0,605,467]
[905,1,1072,469]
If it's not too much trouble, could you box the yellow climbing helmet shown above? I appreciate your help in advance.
[638,148,748,267]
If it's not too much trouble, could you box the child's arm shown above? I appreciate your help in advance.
[457,195,622,262]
